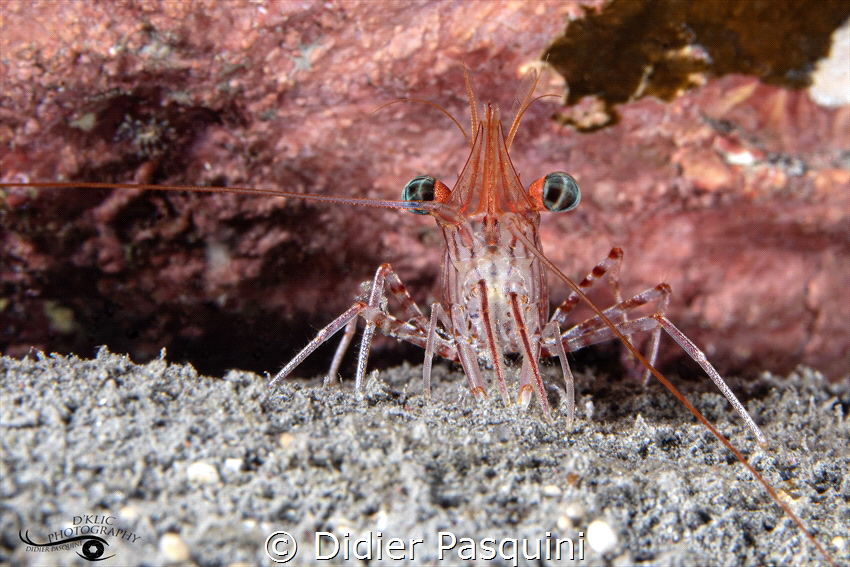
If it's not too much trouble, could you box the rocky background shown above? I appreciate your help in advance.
[2,0,848,381]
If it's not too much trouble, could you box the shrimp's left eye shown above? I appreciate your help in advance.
[403,175,447,214]
[530,172,580,212]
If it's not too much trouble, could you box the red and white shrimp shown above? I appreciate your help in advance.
[269,69,763,438]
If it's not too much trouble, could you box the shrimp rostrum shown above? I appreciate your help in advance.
[268,69,763,446]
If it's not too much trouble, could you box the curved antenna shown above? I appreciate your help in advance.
[506,68,542,150]
[372,99,471,147]
[506,92,561,151]
[462,65,479,141]
[506,219,836,567]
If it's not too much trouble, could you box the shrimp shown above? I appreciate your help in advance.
[0,68,835,566]
[267,69,760,440]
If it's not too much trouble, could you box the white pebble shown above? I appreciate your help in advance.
[564,502,585,522]
[587,519,618,555]
[186,461,219,484]
[223,458,243,473]
[118,504,140,521]
[584,400,595,421]
[159,532,190,562]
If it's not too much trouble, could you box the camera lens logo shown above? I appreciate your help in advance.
[80,538,106,560]
[265,531,298,563]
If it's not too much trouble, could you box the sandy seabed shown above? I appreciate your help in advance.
[1,349,847,566]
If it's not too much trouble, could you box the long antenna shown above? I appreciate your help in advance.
[0,181,430,212]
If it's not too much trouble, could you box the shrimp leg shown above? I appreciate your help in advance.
[551,247,625,326]
[562,282,672,383]
[558,310,766,445]
[270,263,457,389]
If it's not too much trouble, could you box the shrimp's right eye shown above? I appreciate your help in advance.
[402,175,449,214]
[529,172,581,212]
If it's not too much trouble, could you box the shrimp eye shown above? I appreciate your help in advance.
[533,172,580,212]
[402,175,437,214]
